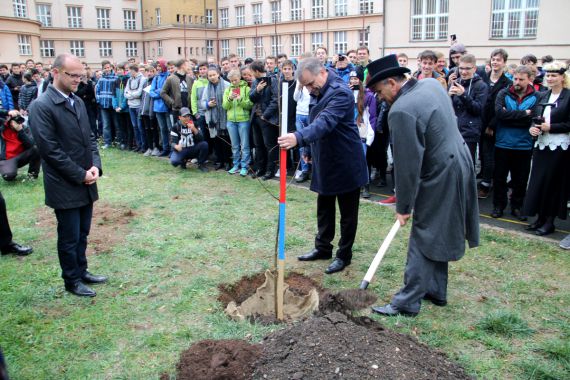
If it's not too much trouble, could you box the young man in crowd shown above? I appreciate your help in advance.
[170,107,209,172]
[220,56,231,81]
[6,63,23,110]
[334,54,354,84]
[124,64,148,153]
[190,61,211,146]
[228,54,240,70]
[95,60,118,149]
[491,65,539,221]
[265,56,279,76]
[161,59,194,120]
[478,48,512,199]
[17,70,38,115]
[414,50,447,89]
[521,54,546,91]
[0,65,9,83]
[112,62,131,150]
[397,53,408,68]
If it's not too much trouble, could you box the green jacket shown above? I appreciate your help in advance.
[190,77,209,116]
[222,80,253,122]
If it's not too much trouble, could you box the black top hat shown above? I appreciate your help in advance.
[365,54,411,89]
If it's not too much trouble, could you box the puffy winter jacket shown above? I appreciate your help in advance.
[223,80,253,122]
[150,72,169,113]
[112,75,129,113]
[18,82,37,111]
[0,80,15,111]
[450,74,489,143]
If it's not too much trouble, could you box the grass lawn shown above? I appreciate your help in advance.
[1,149,569,379]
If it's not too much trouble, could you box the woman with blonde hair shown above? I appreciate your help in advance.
[524,61,570,237]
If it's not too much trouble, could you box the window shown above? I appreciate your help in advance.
[206,9,213,24]
[70,40,85,57]
[13,0,27,18]
[359,0,373,14]
[97,8,111,29]
[37,4,52,27]
[206,40,214,55]
[291,34,302,57]
[237,38,246,57]
[312,0,324,19]
[333,31,347,55]
[411,0,449,41]
[221,40,230,57]
[311,32,323,52]
[236,6,245,26]
[491,0,540,38]
[40,40,55,57]
[124,10,136,30]
[271,1,282,23]
[157,40,163,56]
[67,6,83,28]
[253,3,263,24]
[291,0,302,20]
[359,28,370,46]
[99,41,113,57]
[18,35,32,55]
[335,0,347,16]
[126,41,138,57]
[253,36,264,58]
[156,8,161,25]
[220,8,229,28]
[271,35,282,56]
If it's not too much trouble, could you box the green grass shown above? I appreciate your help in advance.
[1,149,569,379]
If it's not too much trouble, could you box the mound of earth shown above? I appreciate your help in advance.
[169,339,261,380]
[253,312,471,379]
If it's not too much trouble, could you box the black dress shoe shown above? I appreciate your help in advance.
[490,208,503,218]
[214,162,224,170]
[262,171,275,181]
[297,249,332,261]
[371,304,418,317]
[253,169,266,178]
[325,258,350,274]
[65,282,96,297]
[422,294,447,307]
[526,219,545,231]
[511,209,527,221]
[536,224,555,236]
[82,271,108,284]
[1,241,33,256]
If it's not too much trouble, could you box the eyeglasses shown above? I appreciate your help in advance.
[62,71,85,80]
[458,67,475,71]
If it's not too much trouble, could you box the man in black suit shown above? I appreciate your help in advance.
[29,53,107,297]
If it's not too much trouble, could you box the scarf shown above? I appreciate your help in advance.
[204,80,228,136]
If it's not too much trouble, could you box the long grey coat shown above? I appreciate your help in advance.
[389,78,479,262]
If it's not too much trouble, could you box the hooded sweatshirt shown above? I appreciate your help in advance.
[222,80,253,122]
[124,73,147,109]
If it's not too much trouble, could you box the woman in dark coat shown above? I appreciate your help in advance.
[524,61,570,236]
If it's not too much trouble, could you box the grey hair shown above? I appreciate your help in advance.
[379,74,410,85]
[296,57,324,80]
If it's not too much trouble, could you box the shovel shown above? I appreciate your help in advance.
[359,220,401,289]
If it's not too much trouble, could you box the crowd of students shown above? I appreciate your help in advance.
[0,43,569,249]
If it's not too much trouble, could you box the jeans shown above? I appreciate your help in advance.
[227,121,251,168]
[155,112,172,152]
[170,142,209,166]
[295,114,311,172]
[100,107,119,146]
[129,107,146,150]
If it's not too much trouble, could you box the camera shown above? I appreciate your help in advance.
[11,115,25,125]
[532,116,544,125]
[338,55,346,61]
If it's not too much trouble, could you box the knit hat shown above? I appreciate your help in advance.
[449,43,467,54]
[349,70,364,82]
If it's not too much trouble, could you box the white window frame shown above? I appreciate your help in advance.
[271,1,282,23]
[335,0,347,17]
[205,9,213,24]
[291,34,302,57]
[333,31,347,55]
[70,40,85,57]
[236,6,245,26]
[221,40,230,57]
[359,0,374,14]
[490,0,540,39]
[253,3,263,24]
[271,35,282,56]
[206,40,214,55]
[291,0,302,21]
[157,40,163,56]
[253,36,264,58]
[220,8,229,28]
[126,41,138,57]
[311,32,323,52]
[96,8,111,29]
[18,35,32,56]
[36,3,52,27]
[359,28,370,46]
[411,0,449,41]
[40,40,55,58]
[237,38,246,57]
[67,6,83,29]
[155,8,161,25]
[99,41,113,57]
[312,0,324,19]
[124,10,136,30]
[13,0,27,18]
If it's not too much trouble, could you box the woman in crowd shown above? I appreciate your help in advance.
[140,64,161,156]
[202,66,232,170]
[524,61,570,236]
[223,69,253,176]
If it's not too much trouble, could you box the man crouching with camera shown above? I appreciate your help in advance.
[0,110,41,181]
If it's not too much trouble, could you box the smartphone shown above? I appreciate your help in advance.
[232,88,241,97]
[261,76,271,85]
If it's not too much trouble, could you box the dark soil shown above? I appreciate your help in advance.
[217,271,322,308]
[319,289,378,314]
[172,339,261,380]
[36,203,135,254]
[253,312,471,380]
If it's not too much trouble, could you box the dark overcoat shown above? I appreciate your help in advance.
[294,69,368,195]
[29,85,102,210]
[389,78,479,262]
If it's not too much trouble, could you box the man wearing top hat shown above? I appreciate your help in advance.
[365,54,479,317]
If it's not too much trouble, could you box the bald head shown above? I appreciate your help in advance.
[53,53,81,70]
[52,53,84,95]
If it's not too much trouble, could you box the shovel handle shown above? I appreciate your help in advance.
[362,220,401,286]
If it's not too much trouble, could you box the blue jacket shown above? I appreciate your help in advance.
[112,75,129,112]
[495,85,539,150]
[150,72,169,113]
[450,75,489,143]
[294,69,368,195]
[0,80,14,111]
[334,63,355,84]
[95,72,117,109]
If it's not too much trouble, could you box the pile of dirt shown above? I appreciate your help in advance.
[36,203,135,254]
[167,339,261,380]
[253,312,471,379]
[318,289,378,315]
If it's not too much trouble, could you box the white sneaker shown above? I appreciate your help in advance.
[294,170,302,180]
[190,158,198,164]
[370,168,378,180]
[275,169,280,178]
[560,234,570,250]
[143,148,152,157]
[151,148,161,156]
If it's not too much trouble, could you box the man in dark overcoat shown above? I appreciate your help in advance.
[366,55,479,316]
[29,53,107,297]
[278,57,368,274]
